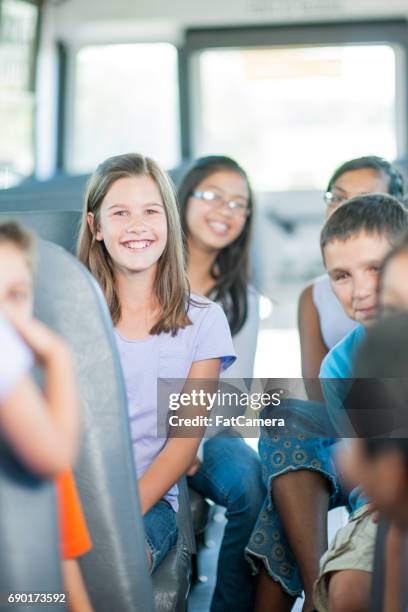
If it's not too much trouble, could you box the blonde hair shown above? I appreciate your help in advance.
[78,153,191,335]
[0,221,36,269]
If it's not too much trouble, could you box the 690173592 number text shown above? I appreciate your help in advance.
[2,593,67,605]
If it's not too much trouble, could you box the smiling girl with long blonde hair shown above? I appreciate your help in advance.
[78,152,235,571]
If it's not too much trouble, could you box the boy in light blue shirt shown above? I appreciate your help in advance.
[314,194,408,612]
[246,194,407,612]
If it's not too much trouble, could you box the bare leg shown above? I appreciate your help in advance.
[328,569,371,612]
[62,559,93,612]
[254,567,295,612]
[272,470,330,611]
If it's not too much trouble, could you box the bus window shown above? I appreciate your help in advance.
[68,43,180,174]
[193,45,397,191]
[0,0,39,188]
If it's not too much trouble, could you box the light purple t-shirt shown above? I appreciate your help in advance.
[0,314,33,403]
[115,295,236,511]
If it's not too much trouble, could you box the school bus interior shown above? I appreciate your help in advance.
[1,0,408,610]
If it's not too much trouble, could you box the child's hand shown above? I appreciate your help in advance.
[367,501,380,524]
[6,313,69,364]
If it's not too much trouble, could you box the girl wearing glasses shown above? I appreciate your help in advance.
[298,156,403,382]
[178,156,265,612]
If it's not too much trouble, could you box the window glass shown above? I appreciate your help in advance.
[69,43,180,173]
[195,45,397,190]
[0,0,38,188]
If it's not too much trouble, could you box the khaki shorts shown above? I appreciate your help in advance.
[313,504,377,612]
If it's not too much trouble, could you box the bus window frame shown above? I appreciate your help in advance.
[59,39,181,175]
[179,20,408,163]
[0,0,42,184]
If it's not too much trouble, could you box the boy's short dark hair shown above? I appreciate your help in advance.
[327,156,404,199]
[320,193,408,256]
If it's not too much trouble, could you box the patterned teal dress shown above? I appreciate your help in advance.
[245,399,346,597]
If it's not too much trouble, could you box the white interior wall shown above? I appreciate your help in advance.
[37,0,408,178]
[51,0,408,45]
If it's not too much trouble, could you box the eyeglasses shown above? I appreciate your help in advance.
[323,191,347,207]
[192,190,250,217]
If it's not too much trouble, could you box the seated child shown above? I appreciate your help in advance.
[0,221,93,612]
[247,194,408,612]
[78,153,236,573]
[299,156,404,381]
[346,314,408,612]
[380,234,408,317]
[314,195,408,612]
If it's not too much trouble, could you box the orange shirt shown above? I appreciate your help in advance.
[55,470,92,560]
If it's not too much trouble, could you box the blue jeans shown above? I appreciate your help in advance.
[143,499,178,573]
[189,434,266,612]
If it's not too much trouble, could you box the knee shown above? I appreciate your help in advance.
[228,481,265,521]
[224,465,265,518]
[328,570,371,612]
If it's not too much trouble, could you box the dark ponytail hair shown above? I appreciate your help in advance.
[178,155,254,336]
[327,156,404,199]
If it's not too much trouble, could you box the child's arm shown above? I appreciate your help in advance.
[0,317,80,477]
[62,559,93,612]
[138,357,220,515]
[298,285,327,400]
[334,439,361,492]
[298,285,328,378]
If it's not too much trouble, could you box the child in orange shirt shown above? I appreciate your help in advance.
[56,471,92,611]
[0,221,93,612]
